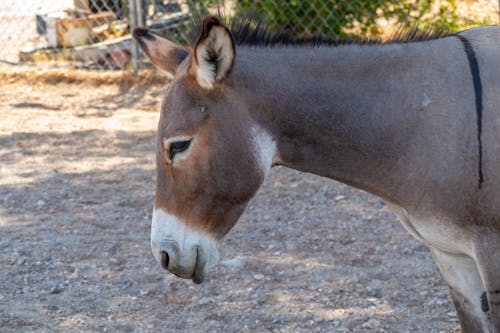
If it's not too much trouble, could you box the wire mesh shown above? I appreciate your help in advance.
[0,1,130,69]
[235,0,500,39]
[0,0,498,71]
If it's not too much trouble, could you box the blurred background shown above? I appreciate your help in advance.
[0,0,499,71]
[1,1,500,332]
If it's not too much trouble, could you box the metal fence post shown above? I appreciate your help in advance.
[129,0,139,75]
[136,0,145,27]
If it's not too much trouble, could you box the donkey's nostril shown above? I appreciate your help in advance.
[157,242,180,272]
[160,251,169,270]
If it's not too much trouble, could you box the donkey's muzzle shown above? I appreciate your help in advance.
[151,209,218,284]
[155,240,206,284]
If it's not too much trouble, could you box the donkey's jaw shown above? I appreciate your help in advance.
[151,209,219,283]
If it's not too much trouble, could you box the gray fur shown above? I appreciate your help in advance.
[228,26,500,332]
[135,23,500,332]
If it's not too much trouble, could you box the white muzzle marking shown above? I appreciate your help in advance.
[151,209,219,278]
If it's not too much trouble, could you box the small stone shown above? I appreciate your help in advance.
[36,200,45,206]
[334,195,346,201]
[17,257,26,266]
[174,322,186,330]
[253,274,265,280]
[220,257,244,268]
[446,311,457,317]
[362,318,380,329]
[46,263,58,270]
[331,319,341,327]
[50,285,63,294]
[116,322,135,332]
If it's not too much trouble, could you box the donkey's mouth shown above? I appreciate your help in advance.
[192,247,205,284]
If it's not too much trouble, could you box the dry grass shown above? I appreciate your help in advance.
[0,65,166,87]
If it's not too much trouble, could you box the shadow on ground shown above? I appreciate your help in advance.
[0,120,456,332]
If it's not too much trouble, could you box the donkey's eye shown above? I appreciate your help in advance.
[169,140,191,161]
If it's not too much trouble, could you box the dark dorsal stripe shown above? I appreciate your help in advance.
[455,34,484,189]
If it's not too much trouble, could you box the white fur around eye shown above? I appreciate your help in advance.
[163,136,195,163]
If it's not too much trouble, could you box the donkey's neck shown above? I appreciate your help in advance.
[233,41,447,204]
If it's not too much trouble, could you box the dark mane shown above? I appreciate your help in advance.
[183,14,453,47]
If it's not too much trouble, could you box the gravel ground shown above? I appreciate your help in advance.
[0,69,459,332]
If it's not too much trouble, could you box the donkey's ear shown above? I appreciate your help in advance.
[191,16,235,90]
[133,27,189,78]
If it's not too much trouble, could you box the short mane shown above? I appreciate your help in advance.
[183,14,453,47]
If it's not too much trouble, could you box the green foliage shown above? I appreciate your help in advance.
[235,0,496,39]
[186,0,221,13]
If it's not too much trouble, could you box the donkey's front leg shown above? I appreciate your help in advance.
[474,231,500,333]
[431,248,492,333]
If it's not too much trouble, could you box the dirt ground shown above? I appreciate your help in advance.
[0,67,460,333]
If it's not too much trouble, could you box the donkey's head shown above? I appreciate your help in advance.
[133,16,275,283]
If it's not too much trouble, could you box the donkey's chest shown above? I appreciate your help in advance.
[387,204,474,256]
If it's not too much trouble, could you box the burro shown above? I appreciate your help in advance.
[133,15,500,333]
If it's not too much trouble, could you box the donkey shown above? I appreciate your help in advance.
[133,16,500,332]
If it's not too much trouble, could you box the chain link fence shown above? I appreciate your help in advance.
[0,0,498,71]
